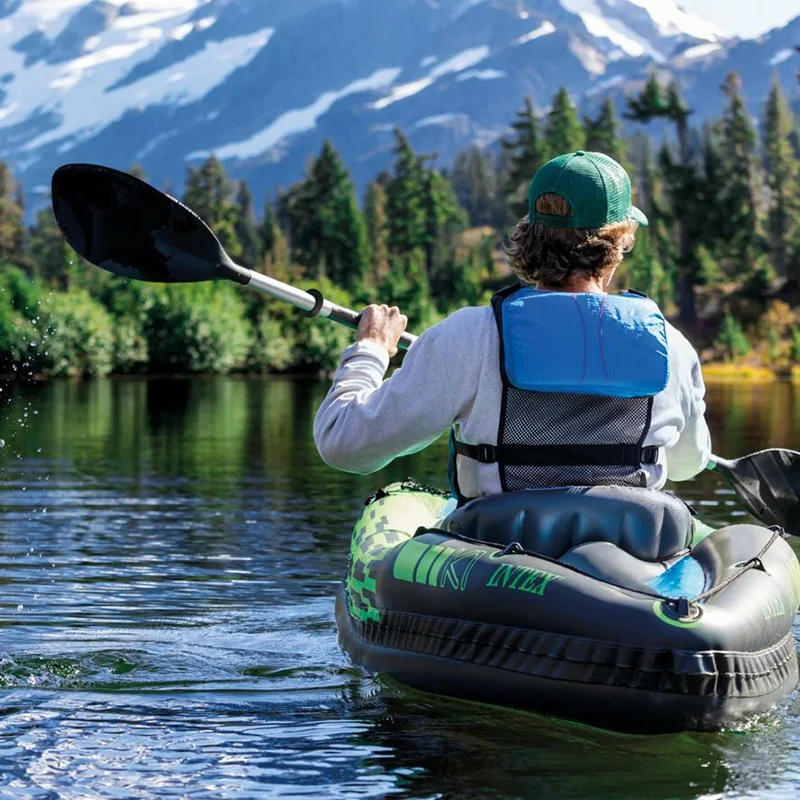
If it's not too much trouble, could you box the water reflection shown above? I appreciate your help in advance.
[0,376,798,798]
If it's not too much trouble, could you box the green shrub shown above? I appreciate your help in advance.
[281,277,360,374]
[715,312,751,362]
[0,267,116,376]
[250,311,295,373]
[33,290,116,376]
[295,317,355,374]
[766,328,782,366]
[143,283,252,373]
[113,317,149,373]
[3,264,42,318]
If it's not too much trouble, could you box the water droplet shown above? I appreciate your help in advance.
[16,605,23,611]
[0,440,6,447]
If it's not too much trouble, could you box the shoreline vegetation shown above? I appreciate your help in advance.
[0,72,799,380]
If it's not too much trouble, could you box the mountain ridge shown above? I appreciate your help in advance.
[0,0,796,207]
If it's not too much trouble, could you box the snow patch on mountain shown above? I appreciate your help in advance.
[9,27,273,154]
[373,46,490,110]
[456,68,506,81]
[679,41,723,60]
[189,67,402,161]
[769,48,794,66]
[561,0,721,44]
[624,0,722,41]
[586,73,625,96]
[414,113,465,128]
[0,0,265,160]
[575,10,651,58]
[516,21,556,45]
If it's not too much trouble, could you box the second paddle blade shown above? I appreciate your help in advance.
[720,448,800,534]
[51,163,230,283]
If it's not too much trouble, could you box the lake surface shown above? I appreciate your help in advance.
[0,376,799,799]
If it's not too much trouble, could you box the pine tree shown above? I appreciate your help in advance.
[693,123,730,286]
[718,72,765,284]
[763,77,800,277]
[449,146,497,226]
[28,206,72,287]
[422,167,467,292]
[500,97,546,219]
[183,156,242,259]
[282,139,368,291]
[314,140,369,290]
[585,99,628,166]
[385,129,427,265]
[363,180,390,287]
[625,138,676,307]
[665,81,692,163]
[260,199,277,258]
[0,161,25,265]
[545,87,585,158]
[626,77,698,324]
[233,180,262,267]
[261,213,292,284]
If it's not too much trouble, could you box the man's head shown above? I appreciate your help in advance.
[503,151,648,289]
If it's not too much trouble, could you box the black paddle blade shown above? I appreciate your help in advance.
[716,449,800,534]
[51,164,246,284]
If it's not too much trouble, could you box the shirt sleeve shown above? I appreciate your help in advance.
[665,347,712,482]
[313,326,457,474]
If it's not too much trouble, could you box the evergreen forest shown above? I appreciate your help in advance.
[0,70,799,378]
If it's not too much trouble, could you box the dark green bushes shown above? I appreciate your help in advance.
[0,264,367,377]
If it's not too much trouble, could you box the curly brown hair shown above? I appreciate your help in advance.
[502,193,638,288]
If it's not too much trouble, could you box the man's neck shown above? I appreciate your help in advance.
[539,278,606,294]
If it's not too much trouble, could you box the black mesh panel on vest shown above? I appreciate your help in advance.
[500,387,651,490]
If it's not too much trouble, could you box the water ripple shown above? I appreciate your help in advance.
[0,377,798,798]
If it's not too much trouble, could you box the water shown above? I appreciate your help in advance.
[0,376,799,799]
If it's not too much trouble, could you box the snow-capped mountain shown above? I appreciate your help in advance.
[0,0,796,209]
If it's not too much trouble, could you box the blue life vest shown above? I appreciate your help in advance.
[450,284,670,503]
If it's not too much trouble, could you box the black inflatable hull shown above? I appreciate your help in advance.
[337,483,800,733]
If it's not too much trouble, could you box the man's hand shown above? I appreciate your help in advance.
[357,304,408,357]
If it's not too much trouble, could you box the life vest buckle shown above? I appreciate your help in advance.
[476,444,497,464]
[641,446,660,465]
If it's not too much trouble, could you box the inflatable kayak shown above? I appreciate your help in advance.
[336,480,800,733]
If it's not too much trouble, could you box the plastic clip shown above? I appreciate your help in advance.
[668,597,701,622]
[302,288,325,318]
[491,542,524,559]
[477,444,497,463]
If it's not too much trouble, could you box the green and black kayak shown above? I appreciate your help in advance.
[336,481,800,733]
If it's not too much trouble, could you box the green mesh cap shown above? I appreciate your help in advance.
[528,151,648,229]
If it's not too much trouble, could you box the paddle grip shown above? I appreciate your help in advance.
[327,304,416,351]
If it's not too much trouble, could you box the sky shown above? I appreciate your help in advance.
[681,0,798,38]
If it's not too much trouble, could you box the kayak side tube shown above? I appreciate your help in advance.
[338,484,800,733]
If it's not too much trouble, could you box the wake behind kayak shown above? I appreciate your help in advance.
[336,481,800,733]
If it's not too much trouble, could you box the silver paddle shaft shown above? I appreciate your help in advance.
[244,267,418,351]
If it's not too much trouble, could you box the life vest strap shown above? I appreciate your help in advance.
[453,440,660,467]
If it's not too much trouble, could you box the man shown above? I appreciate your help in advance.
[314,151,711,503]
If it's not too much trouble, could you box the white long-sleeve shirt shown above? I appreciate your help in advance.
[313,305,712,497]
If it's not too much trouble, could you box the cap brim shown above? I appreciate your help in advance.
[629,205,649,227]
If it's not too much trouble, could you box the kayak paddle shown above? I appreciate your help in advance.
[708,450,800,534]
[50,163,417,351]
[50,164,800,535]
